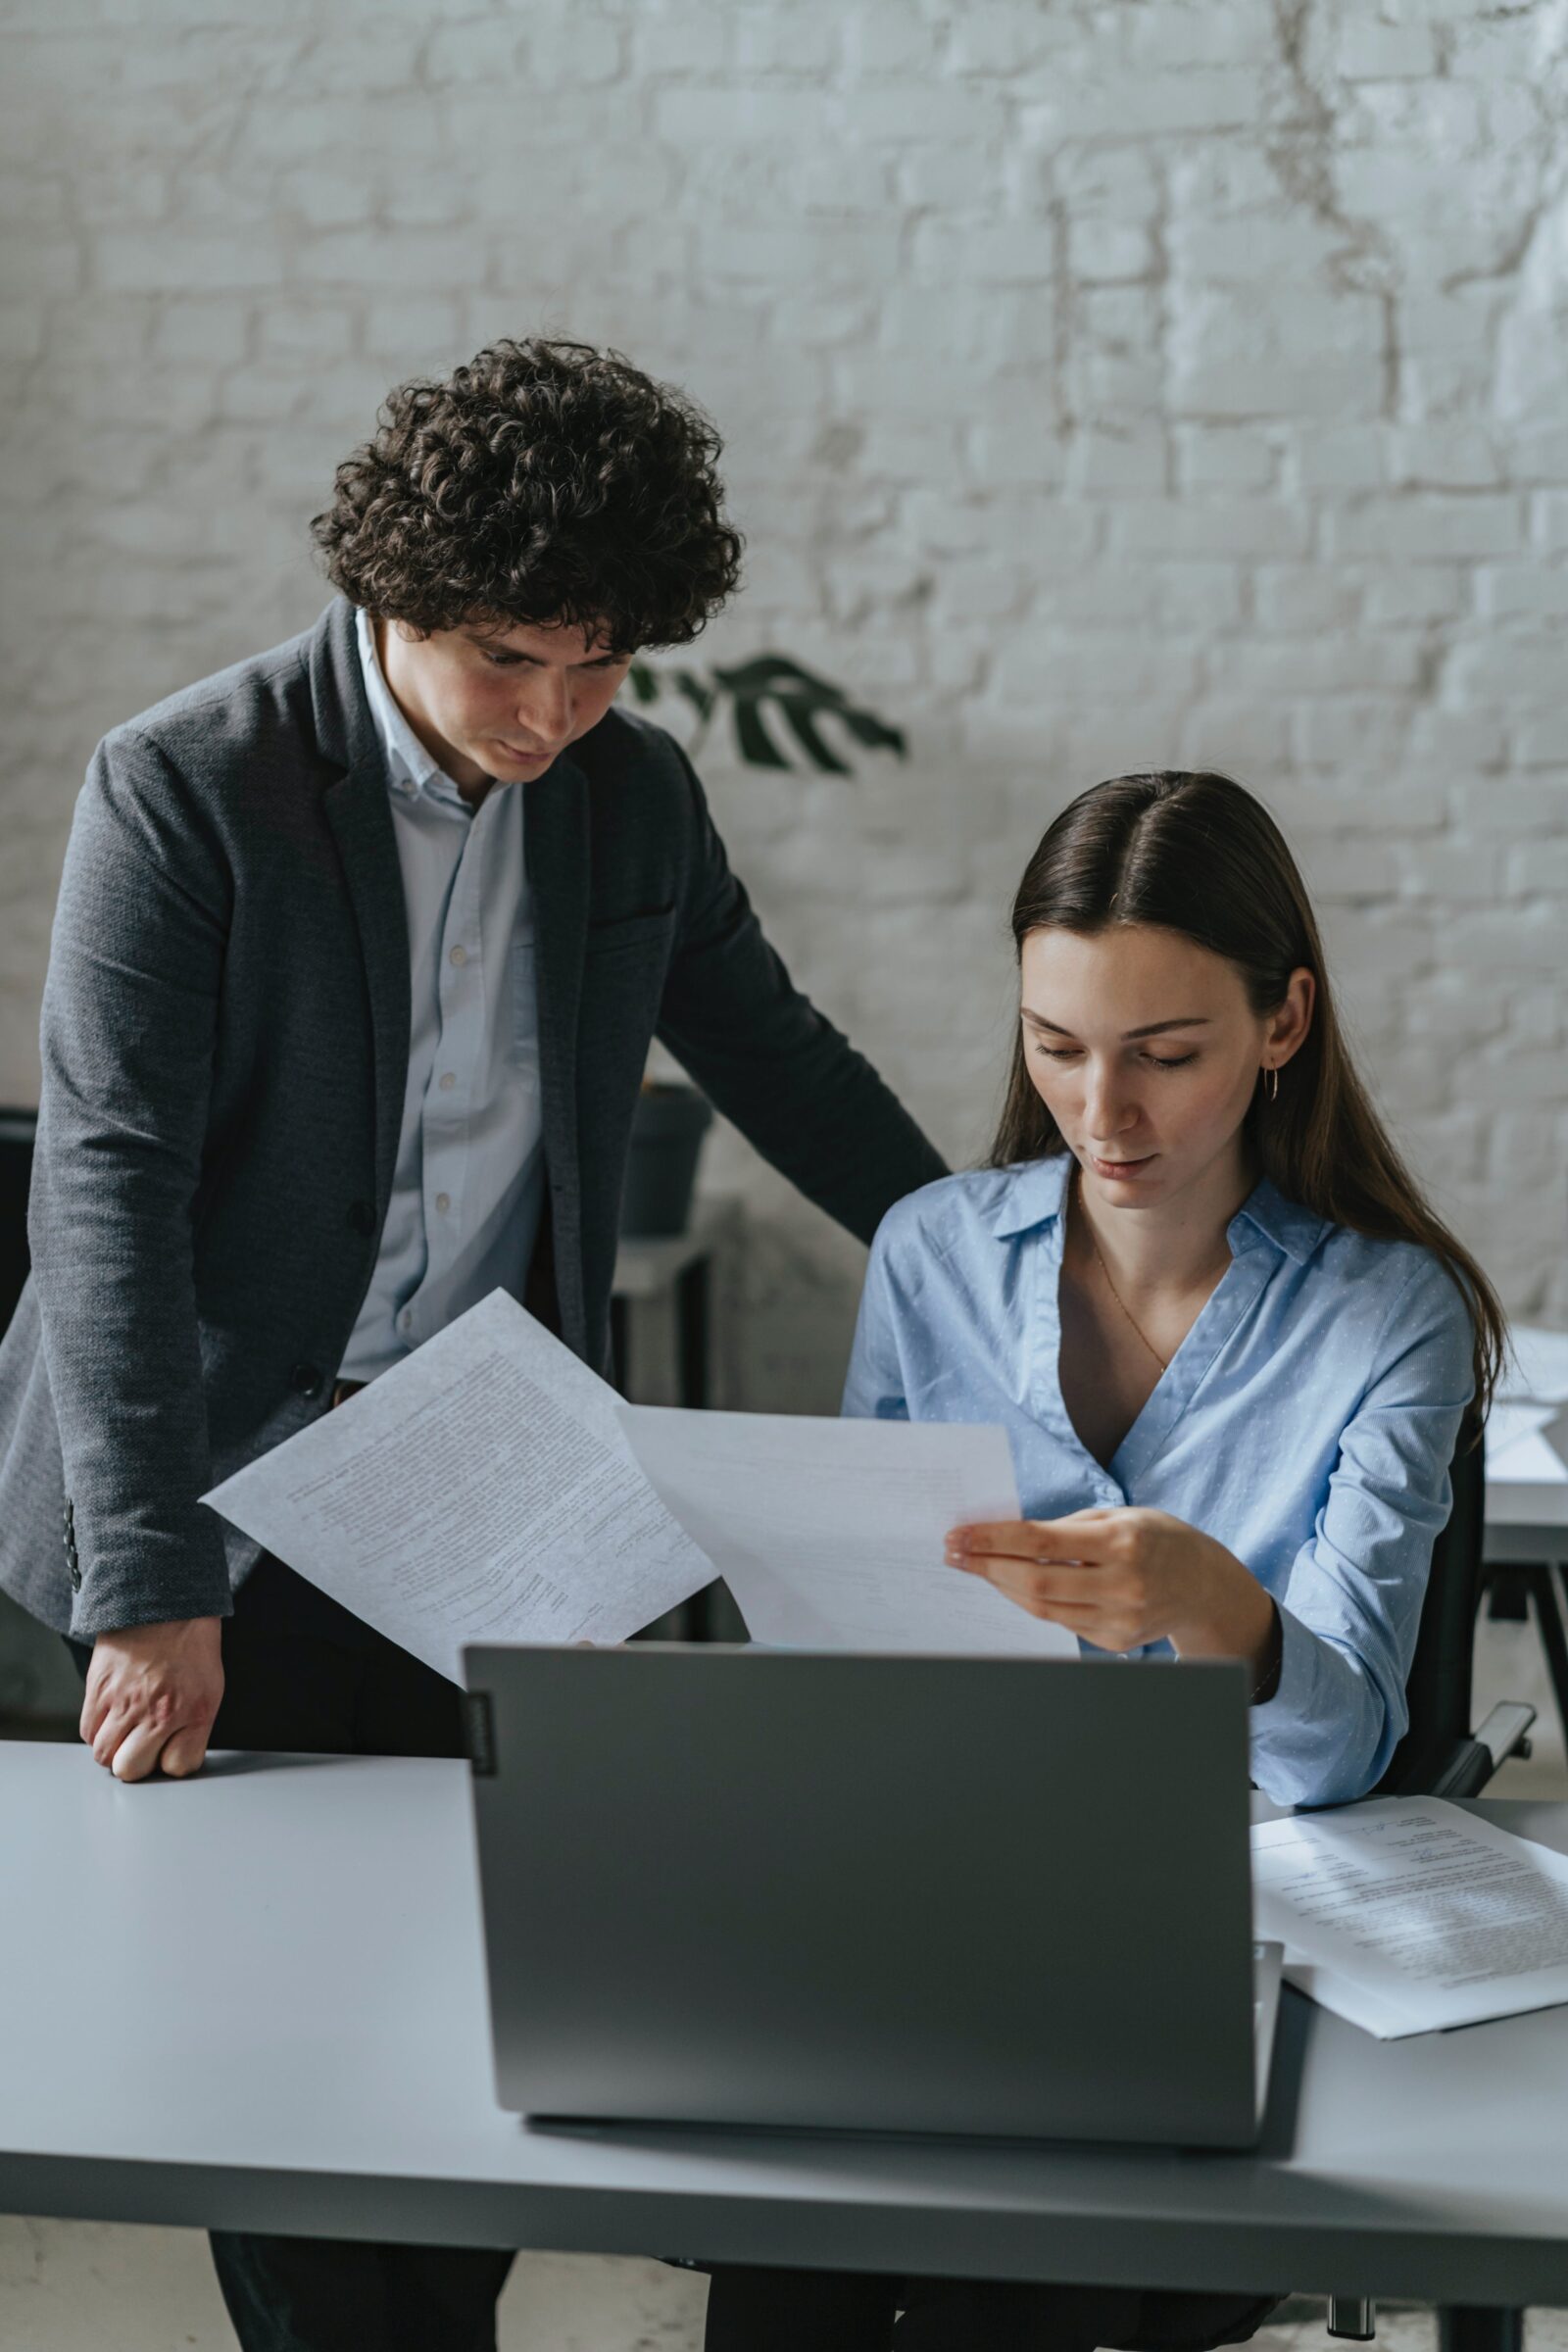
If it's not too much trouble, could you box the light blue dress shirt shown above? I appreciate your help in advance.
[842,1154,1476,1809]
[339,610,545,1383]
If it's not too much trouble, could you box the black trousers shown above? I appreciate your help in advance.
[65,1551,516,2352]
[699,2268,1283,2352]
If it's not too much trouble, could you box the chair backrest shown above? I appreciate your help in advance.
[1372,1410,1486,1798]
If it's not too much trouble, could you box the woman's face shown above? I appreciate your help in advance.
[1018,922,1312,1212]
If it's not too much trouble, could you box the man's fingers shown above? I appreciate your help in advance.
[107,1719,175,1783]
[158,1727,211,1779]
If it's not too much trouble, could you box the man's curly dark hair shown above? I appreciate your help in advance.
[311,337,744,654]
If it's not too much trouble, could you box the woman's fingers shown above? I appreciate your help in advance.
[956,1553,1102,1610]
[945,1518,1100,1566]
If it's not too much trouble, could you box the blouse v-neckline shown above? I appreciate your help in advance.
[1031,1180,1277,1499]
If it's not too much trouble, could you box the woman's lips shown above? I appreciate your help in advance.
[1086,1151,1156,1178]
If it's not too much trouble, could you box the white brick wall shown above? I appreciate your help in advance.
[1,0,1565,1404]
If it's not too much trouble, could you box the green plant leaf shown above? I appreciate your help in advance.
[623,653,906,772]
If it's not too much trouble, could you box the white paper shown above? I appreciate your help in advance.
[1487,1402,1568,1488]
[202,1292,716,1684]
[1251,1799,1568,2038]
[617,1404,1079,1657]
[1499,1326,1568,1406]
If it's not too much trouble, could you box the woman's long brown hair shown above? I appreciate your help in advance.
[988,771,1505,1430]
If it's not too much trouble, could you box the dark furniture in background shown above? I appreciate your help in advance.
[0,1110,34,1340]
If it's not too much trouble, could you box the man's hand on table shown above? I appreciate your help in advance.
[80,1616,224,1781]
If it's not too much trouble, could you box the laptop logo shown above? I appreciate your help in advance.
[464,1690,497,1778]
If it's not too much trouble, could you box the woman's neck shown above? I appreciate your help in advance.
[1066,1151,1255,1303]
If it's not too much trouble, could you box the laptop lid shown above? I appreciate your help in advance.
[464,1646,1259,2148]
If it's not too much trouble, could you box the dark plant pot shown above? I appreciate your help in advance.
[620,1086,712,1240]
[0,1108,36,1341]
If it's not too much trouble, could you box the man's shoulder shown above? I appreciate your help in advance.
[573,700,697,795]
[100,613,326,784]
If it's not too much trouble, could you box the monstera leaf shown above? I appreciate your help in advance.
[626,654,906,775]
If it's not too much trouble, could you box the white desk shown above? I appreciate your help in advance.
[1486,1328,1568,1566]
[5,1739,1568,2314]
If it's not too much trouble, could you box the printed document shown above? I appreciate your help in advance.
[618,1402,1075,1655]
[202,1292,715,1682]
[204,1290,1075,1679]
[1252,1799,1568,2037]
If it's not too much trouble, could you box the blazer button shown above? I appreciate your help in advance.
[291,1362,323,1398]
[347,1200,377,1237]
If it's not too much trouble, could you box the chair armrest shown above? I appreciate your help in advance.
[1426,1702,1537,1801]
[1470,1701,1536,1775]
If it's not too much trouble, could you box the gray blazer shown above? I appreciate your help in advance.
[0,599,946,1640]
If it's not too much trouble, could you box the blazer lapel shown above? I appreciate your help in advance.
[323,763,412,1217]
[525,756,590,1354]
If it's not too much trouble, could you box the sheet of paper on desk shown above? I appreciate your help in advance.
[1251,1800,1568,2038]
[201,1291,716,1684]
[1500,1326,1568,1405]
[1486,1402,1568,1485]
[617,1404,1078,1656]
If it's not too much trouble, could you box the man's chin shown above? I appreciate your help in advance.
[484,744,557,780]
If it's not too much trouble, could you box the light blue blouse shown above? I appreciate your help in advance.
[842,1154,1476,1809]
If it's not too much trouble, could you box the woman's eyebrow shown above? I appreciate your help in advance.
[1020,1009,1213,1040]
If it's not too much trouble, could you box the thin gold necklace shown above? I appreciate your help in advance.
[1075,1173,1169,1373]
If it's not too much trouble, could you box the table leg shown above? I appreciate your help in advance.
[610,1295,631,1399]
[676,1256,711,1410]
[674,1256,717,1642]
[1438,2309,1523,2352]
[1528,1562,1568,1753]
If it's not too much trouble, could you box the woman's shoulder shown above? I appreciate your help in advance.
[870,1163,1056,1271]
[1300,1214,1474,1358]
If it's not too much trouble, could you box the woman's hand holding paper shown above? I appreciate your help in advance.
[945,1505,1277,1680]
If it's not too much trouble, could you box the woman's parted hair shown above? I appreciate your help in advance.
[311,337,744,654]
[989,771,1504,1426]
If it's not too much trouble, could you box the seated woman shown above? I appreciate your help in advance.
[701,769,1504,2352]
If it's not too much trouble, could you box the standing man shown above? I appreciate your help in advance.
[0,336,945,2351]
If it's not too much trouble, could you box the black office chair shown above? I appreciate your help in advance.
[1322,1410,1534,2352]
[1371,1409,1535,1803]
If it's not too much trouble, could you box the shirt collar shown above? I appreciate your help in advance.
[1228,1177,1330,1265]
[355,606,471,815]
[986,1151,1329,1265]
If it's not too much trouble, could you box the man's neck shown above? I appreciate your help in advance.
[373,617,494,807]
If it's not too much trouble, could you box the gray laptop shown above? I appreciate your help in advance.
[462,1645,1282,2149]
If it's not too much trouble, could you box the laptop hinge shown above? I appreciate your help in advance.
[464,1690,497,1778]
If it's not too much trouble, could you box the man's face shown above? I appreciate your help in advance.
[378,615,634,792]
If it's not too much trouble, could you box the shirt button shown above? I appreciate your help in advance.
[449,946,468,967]
[435,1192,451,1213]
[438,1072,456,1092]
[401,1310,414,1332]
